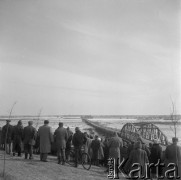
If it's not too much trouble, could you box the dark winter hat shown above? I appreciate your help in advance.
[6,119,11,122]
[59,122,63,127]
[75,127,80,132]
[44,120,49,124]
[172,137,178,143]
[18,120,22,125]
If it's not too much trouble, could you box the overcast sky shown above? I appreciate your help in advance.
[0,0,180,115]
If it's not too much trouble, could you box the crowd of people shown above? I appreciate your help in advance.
[0,119,122,168]
[0,119,181,179]
[123,137,181,179]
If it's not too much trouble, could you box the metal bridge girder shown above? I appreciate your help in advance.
[120,122,168,146]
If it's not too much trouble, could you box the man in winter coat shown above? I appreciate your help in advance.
[54,122,68,165]
[149,139,163,178]
[91,135,101,166]
[12,120,24,156]
[23,121,37,159]
[125,141,149,178]
[165,137,181,178]
[107,132,123,175]
[38,120,53,162]
[72,127,84,167]
[108,132,123,163]
[2,120,14,154]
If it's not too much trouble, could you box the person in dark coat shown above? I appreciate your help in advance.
[164,137,181,178]
[124,141,149,178]
[72,127,84,167]
[108,132,123,162]
[23,121,37,159]
[91,135,101,166]
[2,120,14,154]
[12,120,24,156]
[54,122,68,165]
[149,139,163,178]
[107,132,123,175]
[38,120,54,162]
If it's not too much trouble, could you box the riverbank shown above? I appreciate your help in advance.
[0,151,124,180]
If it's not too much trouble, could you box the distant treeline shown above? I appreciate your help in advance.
[81,115,181,120]
[0,114,180,120]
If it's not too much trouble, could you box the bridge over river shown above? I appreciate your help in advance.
[82,118,169,150]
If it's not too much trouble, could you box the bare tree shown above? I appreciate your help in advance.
[170,99,180,138]
[3,101,17,177]
[35,108,43,129]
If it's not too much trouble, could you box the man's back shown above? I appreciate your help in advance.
[165,144,181,163]
[54,127,68,148]
[38,124,53,153]
[109,136,123,148]
[13,124,23,136]
[150,144,162,162]
[72,130,84,147]
[130,148,148,164]
[2,124,14,143]
[39,125,51,141]
[91,139,100,151]
[23,125,36,144]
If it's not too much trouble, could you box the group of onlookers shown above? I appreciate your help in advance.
[123,137,181,179]
[0,119,181,178]
[0,120,37,159]
[0,119,123,167]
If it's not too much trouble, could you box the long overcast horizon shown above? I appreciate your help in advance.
[0,0,180,116]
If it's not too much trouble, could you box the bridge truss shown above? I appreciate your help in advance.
[120,122,168,146]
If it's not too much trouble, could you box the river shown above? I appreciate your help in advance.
[0,116,180,145]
